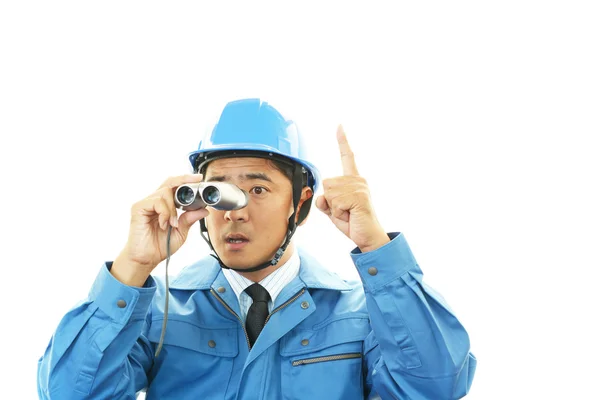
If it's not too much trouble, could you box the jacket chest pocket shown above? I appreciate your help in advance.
[280,317,369,400]
[147,319,239,398]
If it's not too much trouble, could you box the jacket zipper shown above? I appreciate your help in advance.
[292,352,362,366]
[210,289,252,351]
[264,288,306,325]
[210,287,306,350]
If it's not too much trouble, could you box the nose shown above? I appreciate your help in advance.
[224,206,249,222]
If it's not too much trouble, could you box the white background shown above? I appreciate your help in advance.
[1,1,599,399]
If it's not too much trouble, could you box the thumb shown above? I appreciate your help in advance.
[177,208,209,234]
[315,195,331,215]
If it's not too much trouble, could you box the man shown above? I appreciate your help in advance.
[37,98,477,399]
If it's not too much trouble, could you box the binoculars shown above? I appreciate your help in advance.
[174,182,248,211]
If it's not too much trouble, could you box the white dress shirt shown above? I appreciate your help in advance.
[222,250,300,322]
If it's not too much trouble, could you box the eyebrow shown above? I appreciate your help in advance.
[206,173,274,183]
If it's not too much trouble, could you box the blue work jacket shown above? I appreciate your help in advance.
[37,233,477,399]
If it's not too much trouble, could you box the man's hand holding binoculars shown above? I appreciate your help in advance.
[111,174,209,287]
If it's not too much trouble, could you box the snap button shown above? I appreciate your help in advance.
[300,301,309,309]
[301,339,309,346]
[217,286,226,293]
[116,299,127,308]
[368,267,378,276]
[208,340,216,348]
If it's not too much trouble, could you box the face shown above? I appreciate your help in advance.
[203,157,311,270]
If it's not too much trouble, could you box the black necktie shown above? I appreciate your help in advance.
[244,283,271,348]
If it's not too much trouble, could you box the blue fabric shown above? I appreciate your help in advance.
[37,233,476,399]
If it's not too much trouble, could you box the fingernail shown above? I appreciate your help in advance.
[171,216,179,228]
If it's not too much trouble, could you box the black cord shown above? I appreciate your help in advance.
[154,225,172,358]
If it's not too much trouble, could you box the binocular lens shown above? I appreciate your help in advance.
[174,182,246,211]
[176,186,196,205]
[202,186,221,205]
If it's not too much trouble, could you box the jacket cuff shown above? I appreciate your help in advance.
[88,262,156,325]
[350,232,419,292]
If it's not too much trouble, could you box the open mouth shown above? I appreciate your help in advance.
[224,233,250,249]
[227,238,248,244]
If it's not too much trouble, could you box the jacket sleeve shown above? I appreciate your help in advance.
[37,263,157,399]
[351,233,477,400]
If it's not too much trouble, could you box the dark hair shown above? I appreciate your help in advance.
[268,159,308,187]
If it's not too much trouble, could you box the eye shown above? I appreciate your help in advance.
[250,186,268,196]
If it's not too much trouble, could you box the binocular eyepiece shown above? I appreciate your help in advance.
[174,182,248,211]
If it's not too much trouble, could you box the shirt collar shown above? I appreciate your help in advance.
[222,250,300,305]
[170,247,351,292]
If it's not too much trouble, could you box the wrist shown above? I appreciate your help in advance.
[358,231,390,253]
[111,251,154,287]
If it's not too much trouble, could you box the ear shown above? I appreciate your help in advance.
[295,187,313,226]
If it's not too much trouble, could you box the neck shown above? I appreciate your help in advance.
[238,241,295,282]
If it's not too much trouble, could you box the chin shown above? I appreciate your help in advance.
[216,251,249,267]
[217,251,269,271]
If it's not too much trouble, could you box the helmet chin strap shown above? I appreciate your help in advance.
[199,164,311,273]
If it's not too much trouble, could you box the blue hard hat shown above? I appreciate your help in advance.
[189,98,320,191]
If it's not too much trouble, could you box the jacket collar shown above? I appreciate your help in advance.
[169,247,351,292]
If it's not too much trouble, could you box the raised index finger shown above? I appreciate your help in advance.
[336,125,359,176]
